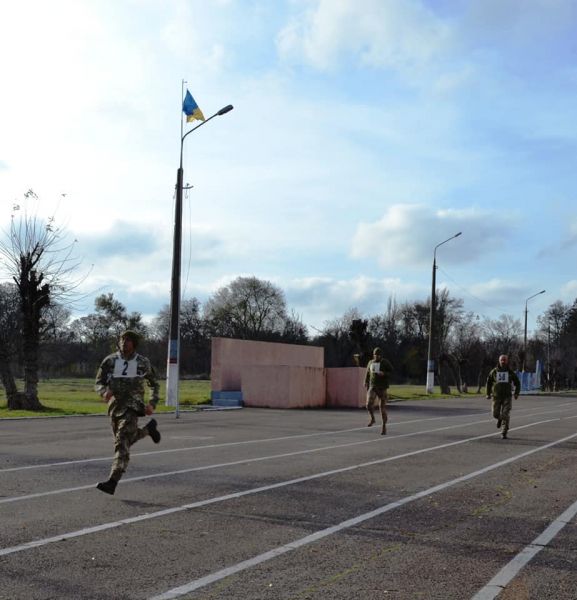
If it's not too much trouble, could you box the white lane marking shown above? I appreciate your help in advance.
[0,415,494,503]
[471,497,577,599]
[149,430,577,600]
[0,414,539,504]
[0,418,560,557]
[2,401,572,474]
[2,404,573,505]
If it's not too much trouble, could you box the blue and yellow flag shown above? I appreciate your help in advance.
[182,90,205,122]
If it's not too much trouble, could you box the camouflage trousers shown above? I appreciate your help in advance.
[366,387,388,424]
[108,410,149,481]
[492,396,512,433]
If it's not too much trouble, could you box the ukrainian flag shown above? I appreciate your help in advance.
[182,90,205,122]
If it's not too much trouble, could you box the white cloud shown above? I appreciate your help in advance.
[469,279,528,306]
[277,0,451,74]
[560,280,577,301]
[285,275,424,329]
[351,204,511,268]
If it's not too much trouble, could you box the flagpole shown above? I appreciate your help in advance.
[165,88,234,417]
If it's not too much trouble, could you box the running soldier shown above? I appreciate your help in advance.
[486,354,520,439]
[364,347,394,435]
[95,330,161,495]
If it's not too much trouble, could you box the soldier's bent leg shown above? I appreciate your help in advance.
[501,397,512,439]
[379,390,388,435]
[492,398,502,421]
[109,413,140,481]
[366,389,376,426]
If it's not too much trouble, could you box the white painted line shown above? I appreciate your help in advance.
[2,402,572,474]
[2,405,571,505]
[149,430,577,600]
[0,412,566,505]
[0,418,561,557]
[471,498,577,599]
[0,414,523,504]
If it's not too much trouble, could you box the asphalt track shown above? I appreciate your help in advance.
[1,394,577,599]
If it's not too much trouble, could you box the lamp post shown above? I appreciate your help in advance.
[523,289,545,372]
[166,103,234,417]
[426,232,462,394]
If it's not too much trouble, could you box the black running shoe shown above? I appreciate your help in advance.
[502,431,508,439]
[145,418,161,444]
[96,479,117,495]
[496,419,502,429]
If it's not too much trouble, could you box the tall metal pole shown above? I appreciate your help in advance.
[165,101,234,416]
[523,301,528,371]
[166,162,184,415]
[522,289,545,372]
[426,255,437,394]
[426,232,462,394]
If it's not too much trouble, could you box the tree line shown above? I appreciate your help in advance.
[2,193,576,410]
[2,274,576,405]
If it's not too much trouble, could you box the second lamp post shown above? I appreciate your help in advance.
[426,232,462,394]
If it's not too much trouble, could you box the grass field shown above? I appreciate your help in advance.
[0,379,212,418]
[0,379,477,418]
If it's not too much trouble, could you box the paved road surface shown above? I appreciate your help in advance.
[1,394,577,599]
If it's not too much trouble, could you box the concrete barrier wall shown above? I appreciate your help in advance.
[241,365,326,408]
[326,367,366,408]
[211,337,324,392]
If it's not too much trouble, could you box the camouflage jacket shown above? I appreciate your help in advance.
[95,351,160,417]
[486,366,521,400]
[365,358,393,390]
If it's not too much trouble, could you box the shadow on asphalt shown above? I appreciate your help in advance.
[389,404,487,416]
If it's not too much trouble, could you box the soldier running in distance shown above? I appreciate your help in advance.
[486,354,520,439]
[364,347,394,435]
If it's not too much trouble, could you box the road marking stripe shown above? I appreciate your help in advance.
[149,430,577,600]
[0,416,460,473]
[471,498,577,599]
[2,406,573,505]
[0,418,560,557]
[2,402,573,474]
[0,414,550,505]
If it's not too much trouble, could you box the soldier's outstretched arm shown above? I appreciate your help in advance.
[144,363,160,408]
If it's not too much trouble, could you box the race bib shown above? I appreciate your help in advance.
[496,371,509,383]
[371,362,382,374]
[113,356,138,378]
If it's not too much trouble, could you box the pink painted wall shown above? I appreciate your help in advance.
[211,337,324,392]
[326,367,366,408]
[241,365,326,408]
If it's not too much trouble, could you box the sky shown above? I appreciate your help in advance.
[1,0,576,338]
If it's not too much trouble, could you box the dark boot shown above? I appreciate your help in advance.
[96,478,118,495]
[496,419,502,429]
[145,418,161,443]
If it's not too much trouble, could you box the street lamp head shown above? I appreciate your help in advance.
[218,104,234,116]
[454,232,462,238]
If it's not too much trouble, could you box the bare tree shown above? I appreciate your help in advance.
[482,314,523,367]
[0,191,84,410]
[204,276,289,340]
[0,283,22,405]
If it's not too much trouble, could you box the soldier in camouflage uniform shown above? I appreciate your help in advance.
[486,354,520,440]
[95,330,161,495]
[364,347,394,435]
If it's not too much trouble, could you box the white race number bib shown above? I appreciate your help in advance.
[113,356,138,378]
[496,371,509,383]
